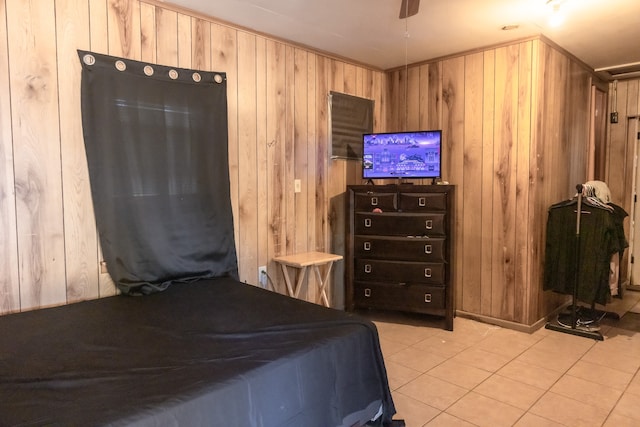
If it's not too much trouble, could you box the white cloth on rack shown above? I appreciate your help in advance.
[581,182,614,212]
[610,252,619,296]
[585,180,612,203]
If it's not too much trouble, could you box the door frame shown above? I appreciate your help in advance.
[627,117,640,291]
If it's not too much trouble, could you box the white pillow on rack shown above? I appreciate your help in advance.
[584,180,611,203]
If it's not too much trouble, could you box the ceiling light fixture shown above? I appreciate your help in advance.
[547,0,566,27]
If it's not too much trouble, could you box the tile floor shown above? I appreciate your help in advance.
[367,291,640,427]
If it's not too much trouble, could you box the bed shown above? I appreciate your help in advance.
[0,277,395,426]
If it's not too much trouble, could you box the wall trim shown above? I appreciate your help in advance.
[456,300,571,334]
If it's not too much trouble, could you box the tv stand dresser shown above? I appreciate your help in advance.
[345,184,455,330]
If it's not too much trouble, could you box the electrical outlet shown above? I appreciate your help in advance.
[258,266,267,288]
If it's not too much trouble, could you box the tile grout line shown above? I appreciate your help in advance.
[599,364,640,426]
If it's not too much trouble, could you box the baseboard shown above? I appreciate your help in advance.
[627,284,640,292]
[456,302,571,334]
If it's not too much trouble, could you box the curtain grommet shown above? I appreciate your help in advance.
[169,69,178,80]
[115,60,126,71]
[214,74,223,84]
[83,54,96,66]
[144,65,154,76]
[192,72,201,82]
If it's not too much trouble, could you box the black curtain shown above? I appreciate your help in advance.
[78,50,238,295]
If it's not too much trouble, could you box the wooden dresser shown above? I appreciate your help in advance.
[346,184,455,330]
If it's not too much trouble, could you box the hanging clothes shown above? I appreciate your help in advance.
[609,202,629,253]
[543,198,622,306]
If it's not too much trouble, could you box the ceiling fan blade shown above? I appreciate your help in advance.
[399,0,420,19]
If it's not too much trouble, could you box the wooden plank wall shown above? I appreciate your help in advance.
[0,0,598,327]
[532,43,593,322]
[0,0,19,312]
[386,39,594,326]
[0,0,385,314]
[605,78,640,283]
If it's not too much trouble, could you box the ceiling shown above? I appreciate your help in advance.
[163,0,640,79]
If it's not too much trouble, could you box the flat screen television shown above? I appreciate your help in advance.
[362,130,442,180]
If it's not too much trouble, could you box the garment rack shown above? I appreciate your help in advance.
[545,184,619,340]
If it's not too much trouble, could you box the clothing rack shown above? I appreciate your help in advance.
[545,184,619,340]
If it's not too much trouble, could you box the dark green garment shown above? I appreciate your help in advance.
[610,203,629,252]
[543,200,623,305]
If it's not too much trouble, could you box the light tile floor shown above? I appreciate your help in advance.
[368,291,640,427]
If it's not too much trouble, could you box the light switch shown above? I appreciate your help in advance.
[294,179,301,193]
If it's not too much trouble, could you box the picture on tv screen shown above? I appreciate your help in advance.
[362,130,442,179]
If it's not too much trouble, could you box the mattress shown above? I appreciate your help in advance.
[0,277,395,426]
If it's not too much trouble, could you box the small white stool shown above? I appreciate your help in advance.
[273,251,343,307]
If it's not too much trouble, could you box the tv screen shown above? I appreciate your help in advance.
[362,130,442,179]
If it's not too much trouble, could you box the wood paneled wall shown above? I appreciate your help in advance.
[0,0,385,314]
[607,79,640,206]
[0,0,599,328]
[605,78,640,283]
[386,39,595,326]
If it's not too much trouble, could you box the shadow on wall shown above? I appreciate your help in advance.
[330,191,348,309]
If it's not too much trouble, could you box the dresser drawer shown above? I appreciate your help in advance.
[354,282,446,313]
[354,236,446,262]
[355,259,445,284]
[353,192,397,211]
[399,192,447,212]
[354,212,445,236]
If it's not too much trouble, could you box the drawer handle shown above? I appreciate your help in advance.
[364,288,372,297]
[425,293,432,303]
[364,218,372,227]
[424,268,432,278]
[364,264,372,273]
[364,242,371,251]
[425,219,433,229]
[425,244,432,254]
[371,196,378,206]
[419,197,426,207]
